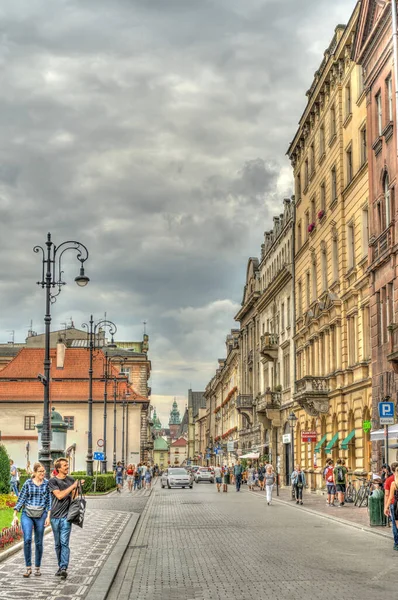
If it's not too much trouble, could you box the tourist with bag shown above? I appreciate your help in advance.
[324,459,336,506]
[333,458,347,507]
[265,465,275,505]
[12,462,51,578]
[291,465,306,505]
[48,457,84,580]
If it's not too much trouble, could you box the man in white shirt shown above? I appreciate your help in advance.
[214,466,222,492]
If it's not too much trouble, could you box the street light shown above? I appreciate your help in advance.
[82,316,117,476]
[288,411,298,479]
[34,233,89,477]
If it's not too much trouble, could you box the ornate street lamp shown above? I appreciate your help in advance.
[288,410,298,478]
[82,316,117,476]
[34,233,89,477]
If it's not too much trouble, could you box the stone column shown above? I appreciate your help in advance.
[336,323,342,370]
[324,330,329,376]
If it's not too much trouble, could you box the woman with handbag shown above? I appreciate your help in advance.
[12,462,51,578]
[291,464,306,505]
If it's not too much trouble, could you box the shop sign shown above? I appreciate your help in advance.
[301,430,317,443]
[227,441,235,452]
[282,434,291,444]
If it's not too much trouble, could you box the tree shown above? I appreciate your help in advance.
[0,444,10,494]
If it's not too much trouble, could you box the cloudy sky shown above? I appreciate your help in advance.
[0,0,355,426]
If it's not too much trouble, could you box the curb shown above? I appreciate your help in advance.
[247,489,392,541]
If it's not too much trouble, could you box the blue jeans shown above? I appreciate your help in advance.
[389,505,398,545]
[51,517,72,570]
[21,511,47,568]
[235,474,242,491]
[10,481,18,496]
[134,479,139,490]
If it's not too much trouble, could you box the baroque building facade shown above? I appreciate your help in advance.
[288,4,372,488]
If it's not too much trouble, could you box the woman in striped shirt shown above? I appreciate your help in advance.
[13,462,52,578]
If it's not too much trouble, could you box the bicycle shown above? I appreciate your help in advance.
[344,477,357,504]
[354,477,372,507]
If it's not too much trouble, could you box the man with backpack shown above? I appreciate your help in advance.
[333,458,347,507]
[324,459,336,506]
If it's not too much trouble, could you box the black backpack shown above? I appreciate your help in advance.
[336,467,345,483]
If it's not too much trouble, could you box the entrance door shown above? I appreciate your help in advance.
[285,443,291,486]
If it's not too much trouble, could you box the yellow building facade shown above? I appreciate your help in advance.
[287,6,372,489]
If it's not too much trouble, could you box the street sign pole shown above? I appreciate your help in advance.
[385,424,389,465]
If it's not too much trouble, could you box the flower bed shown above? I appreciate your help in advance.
[0,495,21,552]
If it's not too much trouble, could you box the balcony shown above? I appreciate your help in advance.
[372,228,392,262]
[239,423,261,438]
[387,324,398,373]
[293,376,330,417]
[236,395,254,409]
[260,333,278,362]
[257,389,282,413]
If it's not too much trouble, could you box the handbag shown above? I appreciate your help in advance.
[25,505,45,518]
[66,483,86,528]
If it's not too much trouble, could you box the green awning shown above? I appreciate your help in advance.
[341,429,355,451]
[314,434,328,453]
[325,432,339,453]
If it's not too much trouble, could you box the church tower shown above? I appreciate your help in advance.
[169,398,181,440]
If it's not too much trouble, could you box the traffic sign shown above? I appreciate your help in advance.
[97,439,104,448]
[301,430,317,443]
[93,451,105,461]
[379,401,395,425]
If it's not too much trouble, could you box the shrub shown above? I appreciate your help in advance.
[0,445,10,495]
[70,472,116,494]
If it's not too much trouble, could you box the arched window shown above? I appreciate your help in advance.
[385,173,391,227]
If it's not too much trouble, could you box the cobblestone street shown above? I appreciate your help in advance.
[108,481,398,600]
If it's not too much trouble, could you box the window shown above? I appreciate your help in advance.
[24,416,35,431]
[348,317,357,366]
[376,92,382,135]
[388,282,394,328]
[281,303,285,330]
[319,125,325,157]
[363,306,370,360]
[310,197,316,224]
[346,145,353,185]
[321,247,327,291]
[283,353,290,390]
[387,76,393,122]
[306,271,311,308]
[304,158,309,189]
[296,172,301,200]
[320,182,326,212]
[358,65,364,97]
[298,281,303,317]
[120,367,130,376]
[331,167,337,203]
[347,222,355,270]
[332,236,338,281]
[385,173,391,226]
[345,83,352,118]
[310,143,315,175]
[305,211,309,239]
[330,105,336,138]
[64,416,75,430]
[287,296,291,327]
[360,126,367,165]
[362,207,369,256]
[311,260,317,302]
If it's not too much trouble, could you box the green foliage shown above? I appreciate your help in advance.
[70,472,116,494]
[240,459,248,470]
[0,445,10,494]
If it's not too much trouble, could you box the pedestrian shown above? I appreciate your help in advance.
[265,465,275,505]
[381,463,393,485]
[247,463,255,491]
[114,462,124,493]
[333,458,347,507]
[10,460,19,496]
[291,464,306,505]
[133,467,140,490]
[145,466,152,489]
[126,464,135,493]
[384,462,398,549]
[214,465,222,492]
[324,459,336,506]
[48,457,85,580]
[12,462,51,578]
[258,463,265,492]
[222,465,229,492]
[233,461,244,492]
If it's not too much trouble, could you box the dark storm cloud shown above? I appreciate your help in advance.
[0,0,354,414]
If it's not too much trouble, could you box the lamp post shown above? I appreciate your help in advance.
[34,233,89,477]
[288,411,298,484]
[82,317,117,476]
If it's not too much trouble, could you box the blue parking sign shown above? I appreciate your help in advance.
[379,401,395,424]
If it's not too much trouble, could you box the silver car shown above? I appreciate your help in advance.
[161,468,193,489]
[194,467,214,484]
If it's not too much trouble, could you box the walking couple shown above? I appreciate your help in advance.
[12,458,84,579]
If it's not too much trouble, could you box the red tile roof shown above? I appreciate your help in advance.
[171,437,187,447]
[0,348,147,403]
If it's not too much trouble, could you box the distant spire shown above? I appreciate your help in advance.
[143,321,147,335]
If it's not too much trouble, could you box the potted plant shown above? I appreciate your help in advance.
[318,209,325,220]
[308,222,316,233]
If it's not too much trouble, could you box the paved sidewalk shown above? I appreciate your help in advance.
[246,484,392,538]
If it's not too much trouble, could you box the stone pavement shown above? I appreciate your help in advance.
[108,479,397,600]
[0,485,151,600]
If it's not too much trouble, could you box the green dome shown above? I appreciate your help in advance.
[154,437,169,451]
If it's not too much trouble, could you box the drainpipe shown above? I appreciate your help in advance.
[392,0,398,155]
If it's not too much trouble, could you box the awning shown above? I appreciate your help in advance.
[240,452,260,459]
[370,424,398,441]
[341,429,355,450]
[325,432,339,453]
[314,434,327,453]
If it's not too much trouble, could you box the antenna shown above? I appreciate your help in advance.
[7,330,15,345]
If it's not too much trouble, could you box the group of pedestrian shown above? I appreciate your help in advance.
[215,461,277,505]
[114,462,154,493]
[321,458,348,507]
[12,457,84,580]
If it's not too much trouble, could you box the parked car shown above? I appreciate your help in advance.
[194,468,214,484]
[161,468,193,489]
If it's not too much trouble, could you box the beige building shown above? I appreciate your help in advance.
[187,389,206,462]
[169,437,188,466]
[287,5,371,489]
[0,344,148,471]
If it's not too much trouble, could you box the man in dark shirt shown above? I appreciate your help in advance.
[48,458,84,579]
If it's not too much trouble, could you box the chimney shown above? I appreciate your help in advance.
[56,339,66,369]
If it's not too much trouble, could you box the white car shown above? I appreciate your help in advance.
[161,468,193,489]
[194,467,214,484]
